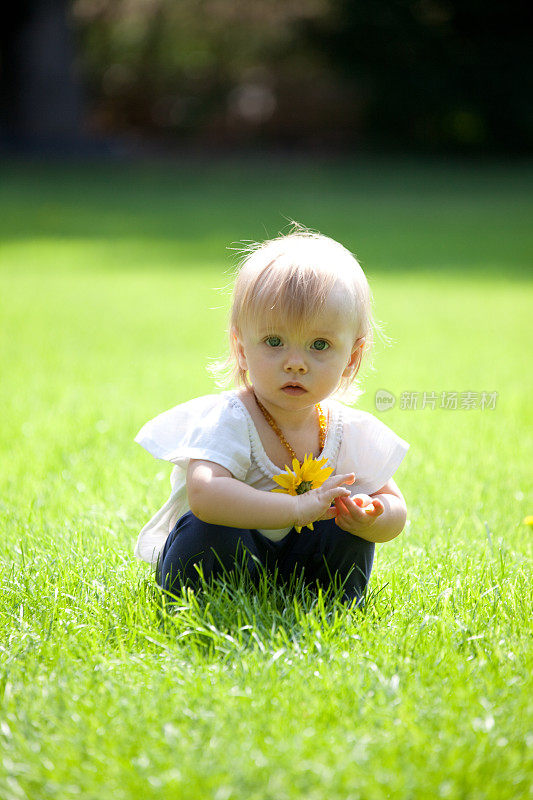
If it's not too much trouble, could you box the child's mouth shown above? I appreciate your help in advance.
[281,384,307,395]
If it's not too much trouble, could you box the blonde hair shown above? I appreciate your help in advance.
[213,224,379,400]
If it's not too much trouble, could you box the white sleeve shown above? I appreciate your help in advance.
[134,394,251,480]
[336,408,409,496]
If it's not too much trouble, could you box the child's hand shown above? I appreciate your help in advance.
[294,473,355,529]
[333,493,384,535]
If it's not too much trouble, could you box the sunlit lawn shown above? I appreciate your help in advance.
[0,157,532,799]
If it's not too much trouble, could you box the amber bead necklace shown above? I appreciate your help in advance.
[253,392,327,462]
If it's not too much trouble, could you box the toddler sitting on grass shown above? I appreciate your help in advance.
[135,226,409,605]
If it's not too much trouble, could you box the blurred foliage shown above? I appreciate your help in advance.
[72,0,532,151]
[306,0,533,151]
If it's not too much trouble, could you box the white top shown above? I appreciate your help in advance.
[134,391,409,565]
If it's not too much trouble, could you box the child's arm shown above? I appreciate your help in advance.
[187,459,355,530]
[333,478,407,543]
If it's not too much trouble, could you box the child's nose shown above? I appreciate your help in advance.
[284,349,307,373]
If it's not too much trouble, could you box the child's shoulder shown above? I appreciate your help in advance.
[135,390,251,464]
[328,398,380,427]
[329,398,408,445]
[145,390,246,427]
[332,399,409,490]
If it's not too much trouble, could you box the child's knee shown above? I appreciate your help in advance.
[159,512,262,591]
[316,522,375,581]
[172,512,237,557]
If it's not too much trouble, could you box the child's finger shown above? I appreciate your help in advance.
[334,496,350,516]
[337,495,365,513]
[339,472,356,486]
[365,499,384,517]
[325,473,355,489]
[325,486,351,505]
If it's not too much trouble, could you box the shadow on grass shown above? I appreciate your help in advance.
[139,551,376,661]
[2,158,532,279]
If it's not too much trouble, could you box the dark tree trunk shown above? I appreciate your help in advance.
[1,0,84,147]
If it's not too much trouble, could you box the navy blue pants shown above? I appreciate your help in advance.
[156,511,375,604]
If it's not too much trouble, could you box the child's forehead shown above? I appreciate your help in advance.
[246,295,356,337]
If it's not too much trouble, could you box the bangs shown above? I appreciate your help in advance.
[234,261,350,336]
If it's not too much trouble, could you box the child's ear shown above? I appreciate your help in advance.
[343,336,365,377]
[232,328,248,371]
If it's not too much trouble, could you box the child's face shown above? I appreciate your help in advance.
[234,286,363,414]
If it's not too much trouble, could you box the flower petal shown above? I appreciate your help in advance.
[272,473,295,490]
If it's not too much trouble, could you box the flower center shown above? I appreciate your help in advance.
[295,480,313,494]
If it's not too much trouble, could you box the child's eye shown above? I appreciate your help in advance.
[265,336,282,348]
[311,339,329,351]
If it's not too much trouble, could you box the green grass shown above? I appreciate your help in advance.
[1,157,532,799]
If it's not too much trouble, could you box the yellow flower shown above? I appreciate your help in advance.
[523,515,533,527]
[272,454,333,532]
